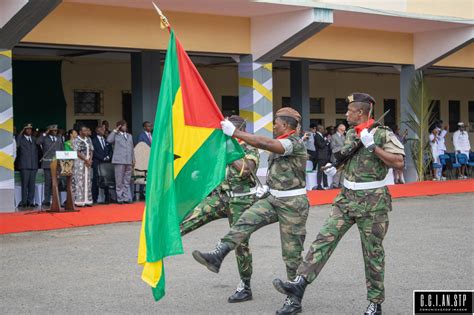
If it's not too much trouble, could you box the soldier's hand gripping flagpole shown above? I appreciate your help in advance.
[321,109,391,172]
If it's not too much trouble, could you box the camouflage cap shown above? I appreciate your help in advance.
[23,123,33,129]
[47,124,58,130]
[346,92,376,105]
[275,107,302,123]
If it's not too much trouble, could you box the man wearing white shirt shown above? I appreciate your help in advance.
[436,123,448,154]
[453,122,471,178]
[429,128,443,180]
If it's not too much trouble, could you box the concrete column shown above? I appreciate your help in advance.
[400,65,417,183]
[0,50,15,212]
[238,55,273,174]
[290,60,310,131]
[131,51,161,138]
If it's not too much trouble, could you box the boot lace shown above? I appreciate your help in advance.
[367,303,377,313]
[283,297,294,306]
[209,241,223,255]
[291,275,303,284]
[235,280,245,292]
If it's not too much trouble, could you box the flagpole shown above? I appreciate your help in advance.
[151,2,171,31]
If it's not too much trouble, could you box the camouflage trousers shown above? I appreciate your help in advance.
[297,188,390,304]
[180,191,256,281]
[222,194,309,280]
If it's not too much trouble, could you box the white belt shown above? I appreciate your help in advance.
[269,188,307,198]
[229,187,257,198]
[343,178,386,191]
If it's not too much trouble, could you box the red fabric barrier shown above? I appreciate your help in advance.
[1,180,473,235]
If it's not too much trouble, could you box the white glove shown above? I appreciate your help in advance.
[256,185,269,198]
[360,128,375,149]
[323,163,337,177]
[220,119,236,137]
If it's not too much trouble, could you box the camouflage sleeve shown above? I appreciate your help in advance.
[338,129,358,156]
[244,146,260,168]
[382,129,405,156]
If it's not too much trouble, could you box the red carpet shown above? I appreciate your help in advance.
[307,179,474,205]
[1,179,473,235]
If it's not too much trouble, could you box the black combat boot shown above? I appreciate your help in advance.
[192,241,231,273]
[276,296,302,315]
[227,279,252,303]
[272,275,308,300]
[364,302,382,315]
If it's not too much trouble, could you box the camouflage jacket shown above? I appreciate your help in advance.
[267,134,307,190]
[342,126,405,183]
[220,142,260,194]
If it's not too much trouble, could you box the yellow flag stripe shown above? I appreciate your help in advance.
[172,87,214,177]
[138,207,163,288]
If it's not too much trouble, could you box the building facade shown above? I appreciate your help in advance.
[0,0,473,211]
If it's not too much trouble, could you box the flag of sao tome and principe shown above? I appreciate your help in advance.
[137,30,244,301]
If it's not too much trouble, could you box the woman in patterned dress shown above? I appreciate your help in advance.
[72,126,94,206]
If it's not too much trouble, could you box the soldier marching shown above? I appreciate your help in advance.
[192,107,310,314]
[180,115,260,303]
[271,93,405,315]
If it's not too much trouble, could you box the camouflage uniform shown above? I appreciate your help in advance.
[297,126,405,303]
[180,142,259,281]
[222,134,309,280]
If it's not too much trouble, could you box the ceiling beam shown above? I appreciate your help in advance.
[0,0,62,49]
[414,26,474,70]
[251,8,333,63]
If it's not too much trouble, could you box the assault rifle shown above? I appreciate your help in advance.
[322,109,390,171]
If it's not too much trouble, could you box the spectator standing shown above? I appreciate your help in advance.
[16,123,38,208]
[429,127,443,181]
[107,120,135,204]
[64,129,78,151]
[102,120,111,137]
[37,124,64,207]
[436,121,448,155]
[302,124,317,170]
[314,124,330,190]
[453,122,470,179]
[92,126,113,203]
[137,121,153,146]
[72,126,94,207]
[392,126,408,184]
[330,123,346,188]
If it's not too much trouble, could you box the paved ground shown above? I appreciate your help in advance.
[0,193,472,314]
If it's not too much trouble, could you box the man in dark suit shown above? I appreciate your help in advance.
[137,121,152,147]
[92,125,113,203]
[16,123,39,208]
[314,124,330,190]
[37,124,64,207]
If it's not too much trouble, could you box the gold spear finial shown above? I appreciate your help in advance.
[152,2,170,29]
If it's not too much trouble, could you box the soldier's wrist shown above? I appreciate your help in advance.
[367,144,376,152]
